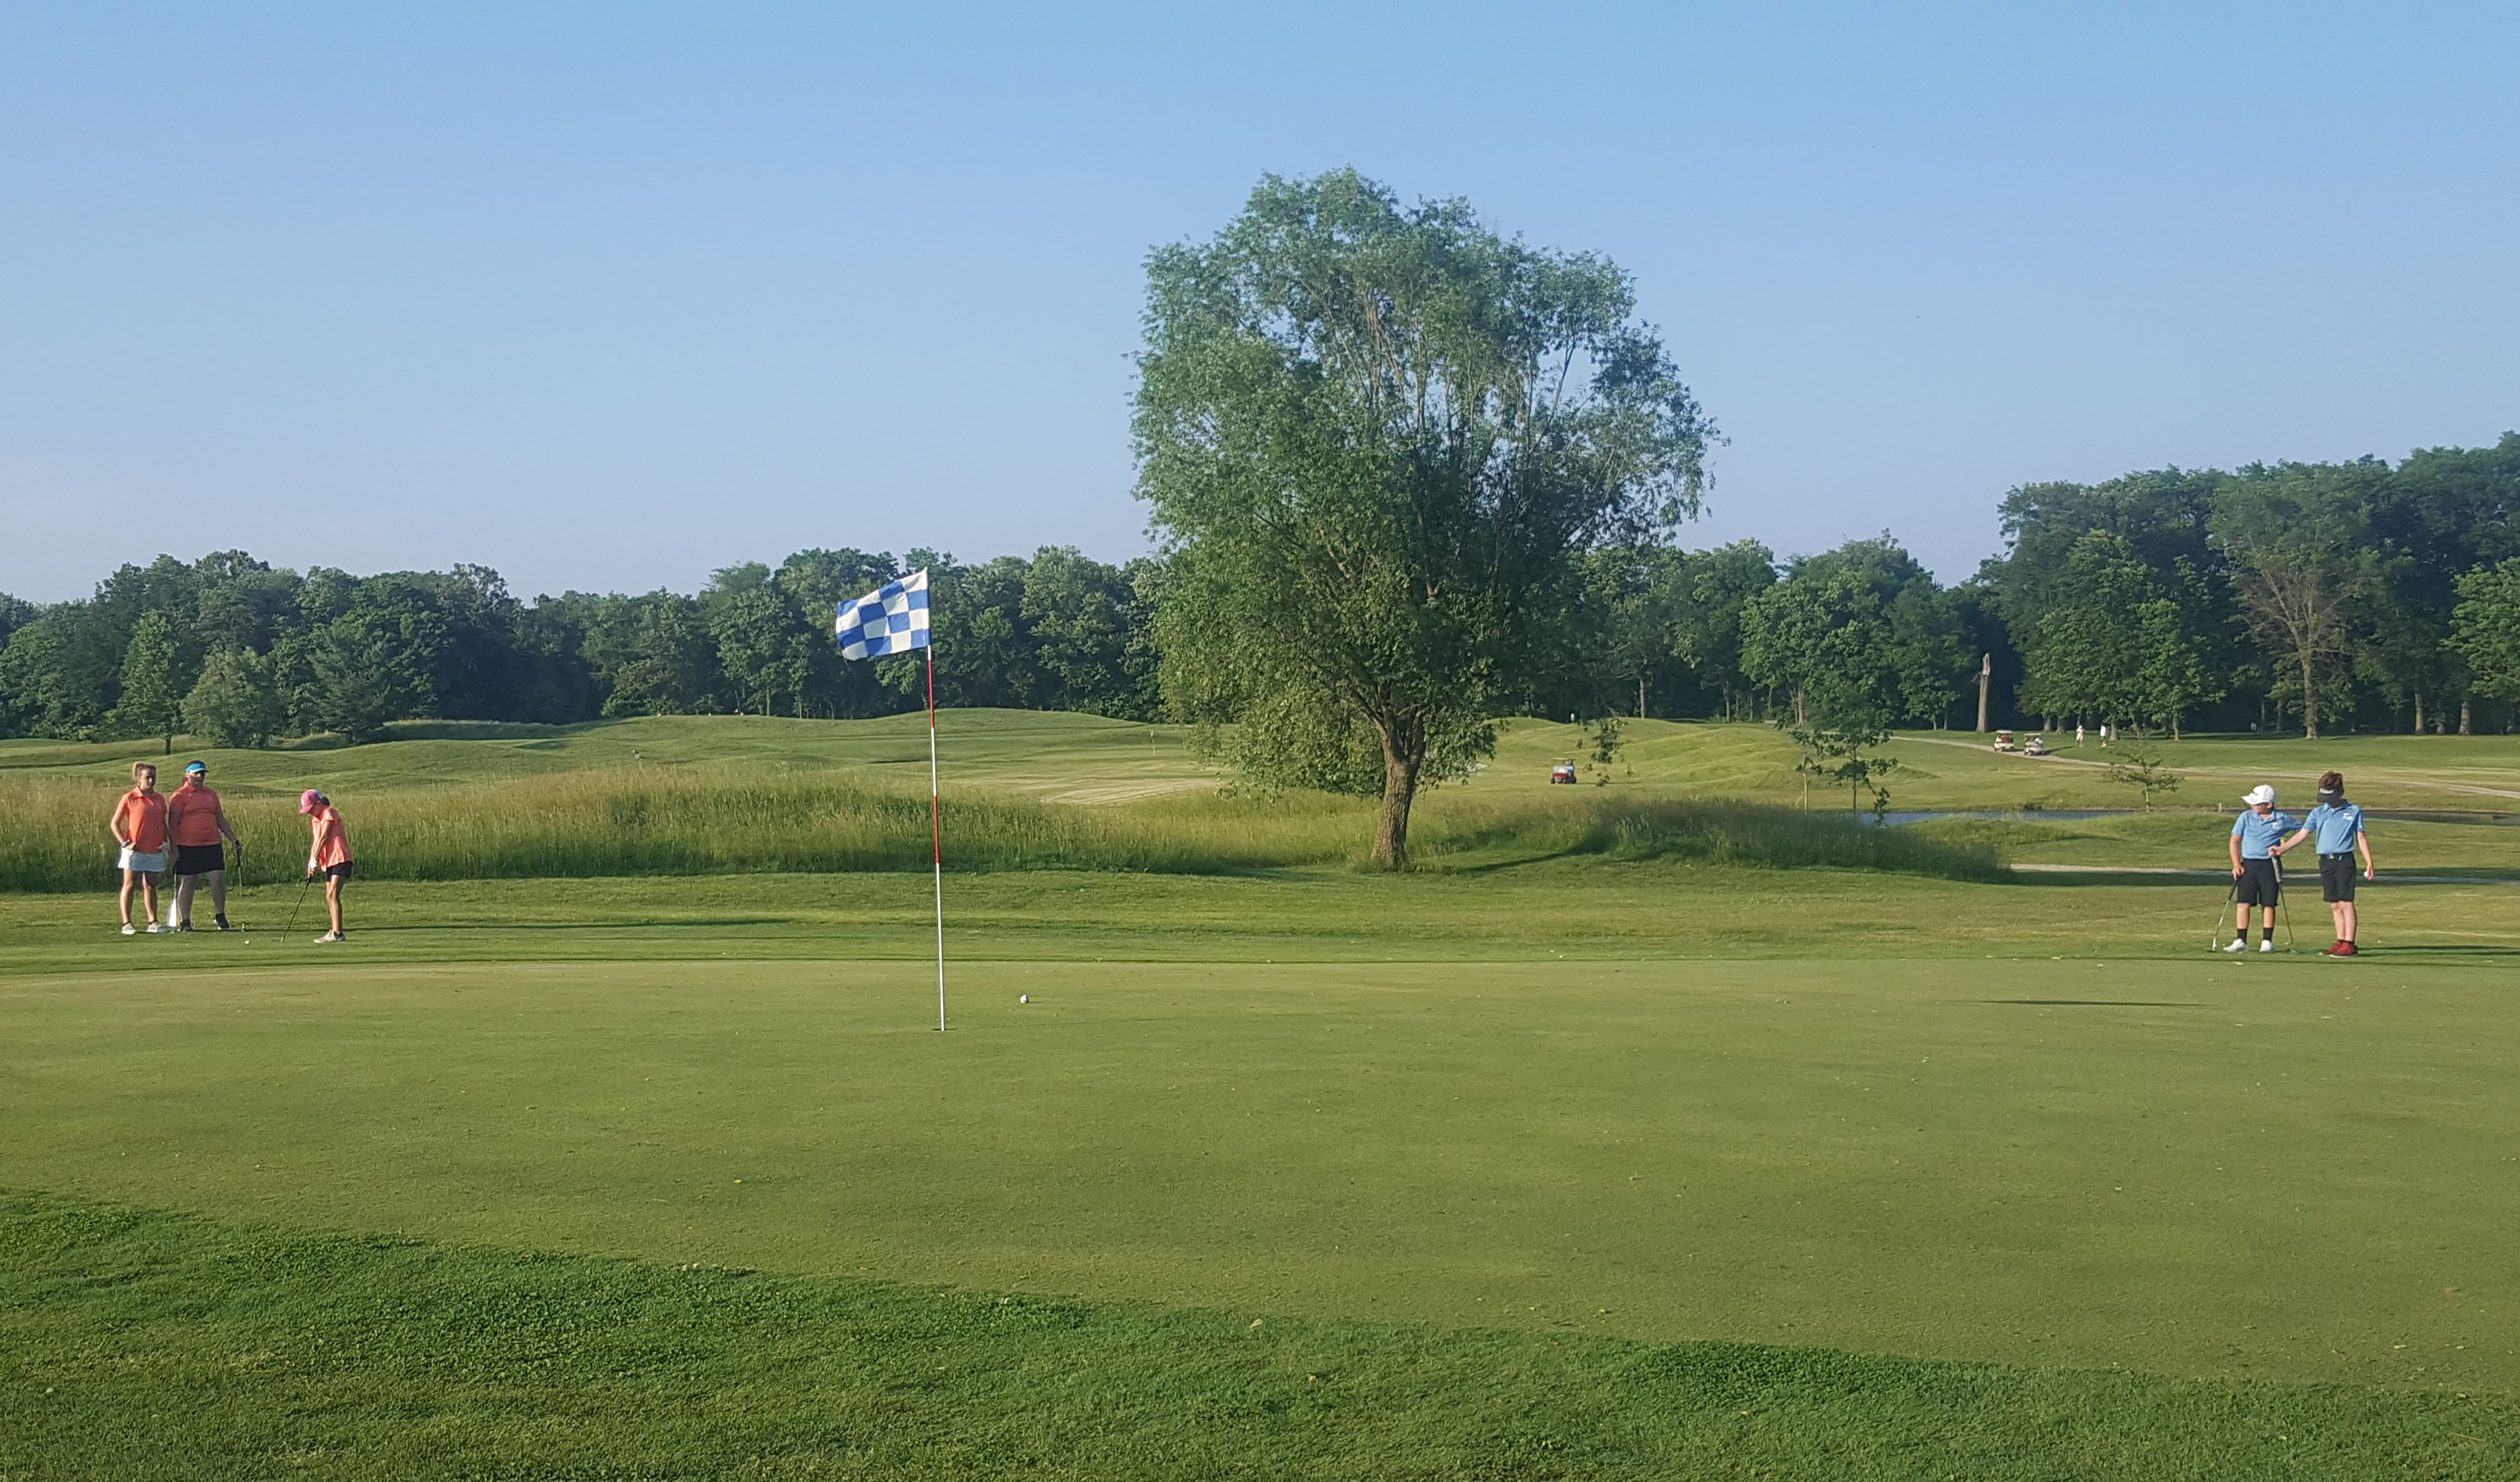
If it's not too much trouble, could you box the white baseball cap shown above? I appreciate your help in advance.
[2242,784,2277,806]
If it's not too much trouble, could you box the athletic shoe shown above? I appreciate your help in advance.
[2331,941,2358,956]
[2259,939,2276,952]
[213,915,234,931]
[121,923,136,935]
[145,922,166,934]
[174,923,194,933]
[313,931,345,944]
[2220,938,2247,953]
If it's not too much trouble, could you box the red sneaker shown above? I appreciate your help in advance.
[2323,941,2354,957]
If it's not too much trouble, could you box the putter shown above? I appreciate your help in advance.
[282,873,315,938]
[2205,877,2239,951]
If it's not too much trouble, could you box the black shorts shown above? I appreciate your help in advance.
[2234,857,2281,906]
[174,843,227,877]
[2319,852,2357,903]
[322,861,355,882]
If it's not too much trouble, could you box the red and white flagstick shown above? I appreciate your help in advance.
[926,643,945,1031]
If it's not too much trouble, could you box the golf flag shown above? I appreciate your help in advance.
[836,570,931,659]
[833,567,948,1030]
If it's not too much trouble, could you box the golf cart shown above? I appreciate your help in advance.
[2023,734,2049,756]
[1550,761,1578,785]
[1992,730,2017,752]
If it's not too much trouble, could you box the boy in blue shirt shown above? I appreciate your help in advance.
[2225,785,2299,953]
[2274,770,2375,956]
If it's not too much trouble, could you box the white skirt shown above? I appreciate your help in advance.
[118,847,166,873]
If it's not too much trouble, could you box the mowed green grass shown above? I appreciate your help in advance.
[7,862,2520,1476]
[5,713,2519,1475]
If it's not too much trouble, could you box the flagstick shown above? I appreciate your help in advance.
[927,645,945,1031]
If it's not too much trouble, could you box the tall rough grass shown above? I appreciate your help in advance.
[0,768,2000,891]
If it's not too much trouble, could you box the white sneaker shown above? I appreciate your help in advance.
[2259,939,2275,953]
[145,922,166,934]
[121,923,136,935]
[2220,937,2245,952]
[313,931,345,944]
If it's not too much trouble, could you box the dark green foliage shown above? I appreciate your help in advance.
[2210,462,2389,740]
[0,547,1161,742]
[5,1191,2511,1480]
[2015,532,2218,735]
[1988,437,2519,734]
[4,434,2514,746]
[181,647,283,749]
[2452,558,2520,704]
[109,611,184,752]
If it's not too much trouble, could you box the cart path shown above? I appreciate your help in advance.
[1894,736,2520,802]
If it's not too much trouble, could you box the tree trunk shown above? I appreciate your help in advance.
[2460,699,2472,736]
[2300,653,2318,740]
[1638,675,1647,720]
[1371,722,1424,870]
[2413,691,2424,735]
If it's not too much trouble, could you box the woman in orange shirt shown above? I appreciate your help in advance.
[301,790,355,943]
[108,761,169,935]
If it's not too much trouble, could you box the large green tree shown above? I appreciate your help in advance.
[2016,531,2218,735]
[1739,567,1896,813]
[2210,463,2384,739]
[2450,558,2520,711]
[1670,540,1777,721]
[112,612,185,752]
[183,647,284,748]
[1135,170,1713,866]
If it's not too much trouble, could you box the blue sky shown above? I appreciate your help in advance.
[4,2,2514,602]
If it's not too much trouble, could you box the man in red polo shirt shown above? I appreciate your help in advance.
[166,760,241,931]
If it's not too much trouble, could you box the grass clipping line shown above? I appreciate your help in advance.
[2,1190,2509,1481]
[0,767,1999,890]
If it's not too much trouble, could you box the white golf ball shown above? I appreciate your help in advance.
[1018,994,1030,1004]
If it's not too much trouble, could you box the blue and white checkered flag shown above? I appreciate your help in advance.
[835,569,931,659]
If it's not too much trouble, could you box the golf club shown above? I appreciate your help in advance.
[282,872,315,939]
[2205,876,2239,951]
[2277,861,2298,952]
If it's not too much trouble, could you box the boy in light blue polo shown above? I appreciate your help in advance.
[2275,770,2375,956]
[2225,785,2298,952]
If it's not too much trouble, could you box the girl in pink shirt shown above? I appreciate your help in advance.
[301,790,355,943]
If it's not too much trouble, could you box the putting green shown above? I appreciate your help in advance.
[6,892,2517,1394]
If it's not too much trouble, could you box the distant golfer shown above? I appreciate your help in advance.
[2225,784,2298,953]
[2274,771,2373,957]
[166,760,240,932]
[300,790,354,943]
[109,761,169,935]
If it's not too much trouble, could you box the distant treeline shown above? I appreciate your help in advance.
[0,547,1156,747]
[4,435,2517,746]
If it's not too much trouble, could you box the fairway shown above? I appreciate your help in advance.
[7,721,2520,1476]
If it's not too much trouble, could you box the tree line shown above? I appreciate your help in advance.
[0,547,1158,750]
[5,441,2517,757]
[1575,434,2520,744]
[5,440,2514,757]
